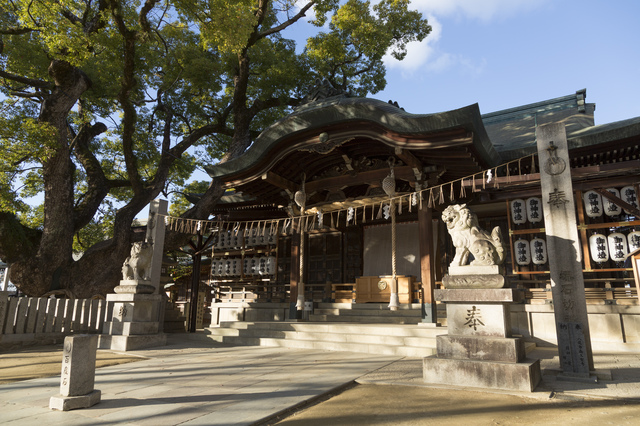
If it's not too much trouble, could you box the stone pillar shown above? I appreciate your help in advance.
[50,335,101,411]
[99,199,168,350]
[146,199,167,294]
[536,123,595,377]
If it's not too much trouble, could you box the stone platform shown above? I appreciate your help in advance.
[99,282,166,351]
[423,287,541,392]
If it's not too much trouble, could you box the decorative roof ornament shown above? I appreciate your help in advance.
[300,78,349,106]
[387,100,405,111]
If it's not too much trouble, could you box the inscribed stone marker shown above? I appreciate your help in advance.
[536,123,594,375]
[50,334,101,411]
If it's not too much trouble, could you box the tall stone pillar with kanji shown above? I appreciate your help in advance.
[536,122,595,378]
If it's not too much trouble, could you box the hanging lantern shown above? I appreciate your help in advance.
[628,231,640,253]
[526,197,543,223]
[589,234,609,263]
[265,256,276,275]
[510,199,526,225]
[583,190,603,218]
[530,237,548,265]
[231,258,240,276]
[382,160,396,197]
[607,233,628,263]
[603,188,621,217]
[294,173,307,214]
[514,239,531,265]
[621,186,639,214]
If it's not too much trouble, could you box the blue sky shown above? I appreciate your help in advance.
[374,0,640,125]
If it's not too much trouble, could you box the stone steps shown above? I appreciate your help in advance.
[202,321,444,357]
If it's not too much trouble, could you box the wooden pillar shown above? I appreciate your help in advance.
[188,231,202,333]
[289,221,301,319]
[418,205,436,323]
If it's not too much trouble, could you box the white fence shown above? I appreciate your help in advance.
[0,294,113,347]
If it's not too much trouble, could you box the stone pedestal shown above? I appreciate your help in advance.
[50,335,101,411]
[423,286,541,392]
[99,281,166,351]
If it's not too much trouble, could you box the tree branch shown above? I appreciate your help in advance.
[0,69,51,88]
[258,0,317,39]
[72,122,110,231]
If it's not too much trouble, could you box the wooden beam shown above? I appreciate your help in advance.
[394,147,422,170]
[261,171,298,192]
[304,165,416,194]
[594,188,640,218]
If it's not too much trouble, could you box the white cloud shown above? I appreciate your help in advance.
[411,0,543,22]
[383,14,441,72]
[383,0,547,73]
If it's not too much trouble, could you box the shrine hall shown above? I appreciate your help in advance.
[174,86,640,353]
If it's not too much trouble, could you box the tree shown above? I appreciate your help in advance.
[0,0,430,298]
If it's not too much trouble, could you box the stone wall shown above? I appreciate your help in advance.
[511,303,640,352]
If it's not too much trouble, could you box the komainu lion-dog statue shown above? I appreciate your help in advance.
[122,241,154,281]
[442,204,505,267]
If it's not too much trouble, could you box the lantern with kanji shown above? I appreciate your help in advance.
[628,231,640,253]
[510,199,526,225]
[583,190,603,218]
[621,186,638,214]
[603,188,621,217]
[589,234,609,263]
[526,197,543,223]
[530,237,548,265]
[608,233,628,263]
[514,239,531,265]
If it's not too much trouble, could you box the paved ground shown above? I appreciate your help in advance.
[0,346,144,384]
[1,334,639,425]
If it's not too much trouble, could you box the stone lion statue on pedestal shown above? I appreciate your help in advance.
[122,241,154,281]
[442,204,505,267]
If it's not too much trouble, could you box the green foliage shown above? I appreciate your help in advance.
[0,0,430,258]
[169,180,212,217]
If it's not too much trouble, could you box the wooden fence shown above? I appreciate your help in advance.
[0,294,113,347]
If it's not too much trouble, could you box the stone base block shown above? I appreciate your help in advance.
[103,321,160,335]
[99,333,166,351]
[448,265,503,276]
[435,288,522,303]
[443,274,505,289]
[436,335,525,363]
[50,389,101,411]
[423,356,541,392]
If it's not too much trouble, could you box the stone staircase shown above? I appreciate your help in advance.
[201,303,447,357]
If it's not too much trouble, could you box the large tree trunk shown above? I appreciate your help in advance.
[9,61,91,297]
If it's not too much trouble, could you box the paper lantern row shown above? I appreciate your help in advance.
[514,237,548,266]
[588,231,640,263]
[215,230,277,250]
[510,198,543,225]
[211,256,276,277]
[583,186,638,218]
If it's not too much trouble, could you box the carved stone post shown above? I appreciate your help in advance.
[536,123,595,377]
